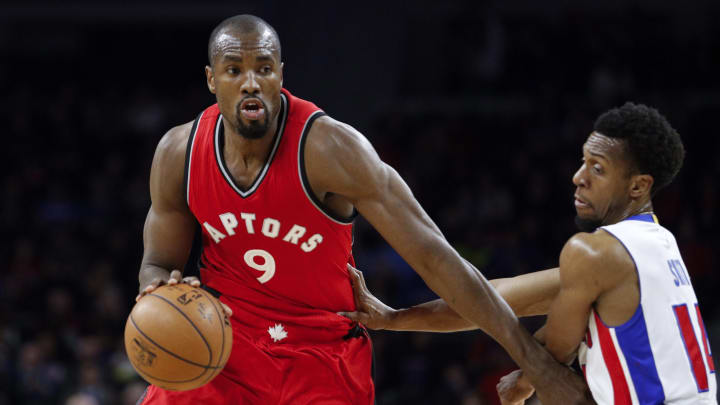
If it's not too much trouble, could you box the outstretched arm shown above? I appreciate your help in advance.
[306,117,591,404]
[340,265,560,332]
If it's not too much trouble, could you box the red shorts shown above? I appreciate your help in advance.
[138,278,375,405]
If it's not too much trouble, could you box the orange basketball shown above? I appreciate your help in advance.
[124,283,233,391]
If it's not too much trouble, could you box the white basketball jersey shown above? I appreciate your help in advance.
[577,214,717,404]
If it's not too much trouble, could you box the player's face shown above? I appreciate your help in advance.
[572,132,634,231]
[206,30,283,139]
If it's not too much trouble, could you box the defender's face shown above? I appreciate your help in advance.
[206,30,283,138]
[572,132,634,227]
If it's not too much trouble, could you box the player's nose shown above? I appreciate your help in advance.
[572,165,586,187]
[241,71,261,95]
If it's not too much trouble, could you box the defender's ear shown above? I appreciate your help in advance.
[629,174,654,199]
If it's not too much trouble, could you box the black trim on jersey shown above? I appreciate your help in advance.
[183,111,204,206]
[298,112,358,224]
[214,95,287,198]
[183,222,203,278]
[341,325,376,404]
[183,225,221,299]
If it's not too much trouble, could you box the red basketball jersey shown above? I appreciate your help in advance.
[185,88,357,319]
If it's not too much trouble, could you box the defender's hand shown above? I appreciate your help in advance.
[497,369,535,405]
[338,264,396,330]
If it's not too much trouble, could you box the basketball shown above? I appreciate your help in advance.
[124,283,233,391]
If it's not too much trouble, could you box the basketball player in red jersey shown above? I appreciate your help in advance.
[134,14,591,404]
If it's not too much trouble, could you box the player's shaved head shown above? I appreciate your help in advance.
[207,14,281,66]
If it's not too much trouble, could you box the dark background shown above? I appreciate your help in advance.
[2,1,719,404]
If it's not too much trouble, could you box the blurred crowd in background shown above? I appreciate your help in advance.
[1,1,719,404]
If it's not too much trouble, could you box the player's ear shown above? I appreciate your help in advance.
[629,174,653,199]
[279,62,284,87]
[205,65,216,94]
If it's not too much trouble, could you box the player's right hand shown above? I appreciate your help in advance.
[135,270,232,317]
[136,269,196,302]
[337,264,396,330]
[497,369,535,405]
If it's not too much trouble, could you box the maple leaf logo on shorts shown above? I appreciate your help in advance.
[268,323,288,342]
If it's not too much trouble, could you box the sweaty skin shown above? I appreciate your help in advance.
[138,26,592,405]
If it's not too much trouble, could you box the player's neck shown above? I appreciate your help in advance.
[616,199,654,224]
[222,115,280,161]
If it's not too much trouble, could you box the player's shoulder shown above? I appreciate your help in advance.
[304,115,378,175]
[156,121,194,159]
[306,115,371,155]
[303,115,386,197]
[560,230,633,286]
[151,121,195,173]
[149,120,195,194]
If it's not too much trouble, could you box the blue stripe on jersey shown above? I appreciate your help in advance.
[626,213,658,223]
[614,305,666,404]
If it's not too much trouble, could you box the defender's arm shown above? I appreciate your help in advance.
[341,266,560,332]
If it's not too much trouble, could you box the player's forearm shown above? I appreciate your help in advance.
[492,268,560,317]
[386,272,557,333]
[413,249,569,383]
[416,248,529,349]
[387,299,477,332]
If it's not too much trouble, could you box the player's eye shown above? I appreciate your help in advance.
[259,65,272,74]
[592,164,603,174]
[227,67,239,75]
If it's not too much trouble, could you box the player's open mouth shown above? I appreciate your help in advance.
[239,98,266,121]
[574,194,591,209]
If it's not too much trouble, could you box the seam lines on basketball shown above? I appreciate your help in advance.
[194,288,227,386]
[129,314,219,370]
[145,293,214,367]
[130,352,211,384]
[137,294,216,368]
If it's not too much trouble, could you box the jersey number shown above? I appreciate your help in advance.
[673,302,715,393]
[244,249,276,284]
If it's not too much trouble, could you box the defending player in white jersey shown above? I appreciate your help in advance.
[340,102,716,404]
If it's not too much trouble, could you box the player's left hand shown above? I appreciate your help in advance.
[337,264,396,330]
[497,369,535,405]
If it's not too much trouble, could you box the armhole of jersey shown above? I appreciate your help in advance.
[596,227,643,329]
[298,111,358,225]
[183,110,204,207]
[183,222,203,278]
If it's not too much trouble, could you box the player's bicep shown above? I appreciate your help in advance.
[544,236,602,363]
[307,118,453,275]
[141,125,196,271]
[545,282,594,363]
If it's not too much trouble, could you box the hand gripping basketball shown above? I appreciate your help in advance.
[136,269,232,318]
[125,283,233,391]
